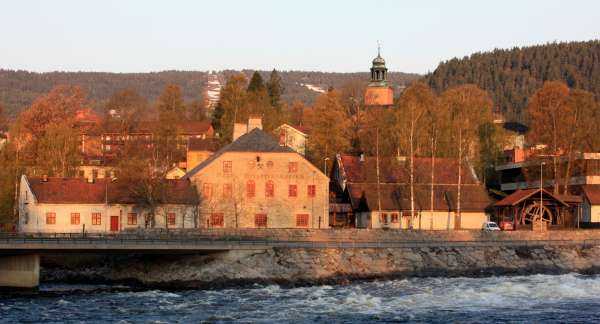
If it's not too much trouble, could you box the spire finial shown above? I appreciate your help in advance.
[377,40,381,56]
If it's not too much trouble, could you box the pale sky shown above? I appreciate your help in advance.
[1,0,599,74]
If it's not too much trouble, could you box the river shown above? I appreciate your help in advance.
[2,273,600,323]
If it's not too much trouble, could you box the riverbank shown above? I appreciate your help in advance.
[40,242,600,289]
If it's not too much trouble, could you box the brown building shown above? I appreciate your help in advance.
[364,49,394,107]
[186,137,222,171]
[184,128,329,229]
[331,154,490,229]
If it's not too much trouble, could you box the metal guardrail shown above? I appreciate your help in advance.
[2,232,600,250]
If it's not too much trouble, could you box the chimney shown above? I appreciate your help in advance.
[279,130,286,146]
[42,175,48,182]
[248,116,263,131]
[359,153,365,162]
[232,123,247,141]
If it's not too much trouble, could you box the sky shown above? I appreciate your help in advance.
[1,0,599,74]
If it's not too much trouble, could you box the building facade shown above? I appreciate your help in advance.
[18,175,198,233]
[332,154,490,230]
[184,129,330,229]
[273,124,307,156]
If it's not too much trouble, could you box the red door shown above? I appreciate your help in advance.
[110,216,119,232]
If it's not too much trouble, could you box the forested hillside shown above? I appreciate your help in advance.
[0,69,419,117]
[426,40,600,123]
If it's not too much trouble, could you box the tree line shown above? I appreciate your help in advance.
[426,40,600,124]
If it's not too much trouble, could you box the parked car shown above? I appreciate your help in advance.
[482,221,501,231]
[498,220,514,231]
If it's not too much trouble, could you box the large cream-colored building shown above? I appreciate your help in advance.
[18,175,199,233]
[184,129,329,229]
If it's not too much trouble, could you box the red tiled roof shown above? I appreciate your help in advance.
[27,177,198,205]
[583,185,600,205]
[346,183,490,212]
[494,189,568,207]
[340,155,479,185]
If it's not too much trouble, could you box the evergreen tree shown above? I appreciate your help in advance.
[247,71,266,93]
[266,69,284,107]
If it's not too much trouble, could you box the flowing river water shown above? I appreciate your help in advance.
[2,273,600,323]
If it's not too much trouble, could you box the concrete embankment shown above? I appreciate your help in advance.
[39,230,600,288]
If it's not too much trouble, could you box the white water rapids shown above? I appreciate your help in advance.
[2,273,600,323]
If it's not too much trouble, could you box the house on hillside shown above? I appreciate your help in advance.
[18,175,198,233]
[183,128,329,229]
[331,154,490,229]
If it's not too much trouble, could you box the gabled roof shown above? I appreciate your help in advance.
[346,183,490,212]
[26,176,198,205]
[494,188,568,207]
[339,155,479,185]
[183,128,296,179]
[583,185,600,205]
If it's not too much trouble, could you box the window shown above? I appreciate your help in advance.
[202,183,212,198]
[211,213,224,227]
[223,183,232,198]
[254,214,267,228]
[247,180,256,198]
[296,214,309,227]
[127,213,137,225]
[223,161,232,174]
[167,212,176,226]
[265,180,275,198]
[380,213,389,224]
[288,162,298,173]
[288,184,297,197]
[92,212,102,225]
[46,212,56,225]
[307,185,316,198]
[391,213,399,223]
[145,213,153,226]
[70,213,80,225]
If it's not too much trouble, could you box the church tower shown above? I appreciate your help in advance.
[364,45,394,107]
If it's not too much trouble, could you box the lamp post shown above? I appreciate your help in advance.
[323,157,330,175]
[540,161,545,232]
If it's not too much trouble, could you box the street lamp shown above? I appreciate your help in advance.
[540,161,546,232]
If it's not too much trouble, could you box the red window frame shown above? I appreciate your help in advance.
[380,213,388,224]
[167,212,176,226]
[127,213,137,225]
[296,214,309,227]
[307,185,316,198]
[391,213,399,223]
[288,184,297,197]
[223,161,232,174]
[247,180,256,198]
[46,212,56,225]
[288,162,298,173]
[254,214,267,227]
[223,183,232,198]
[70,212,80,225]
[202,183,212,198]
[265,180,275,198]
[211,213,224,227]
[92,212,102,225]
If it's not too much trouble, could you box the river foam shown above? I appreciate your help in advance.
[3,274,600,323]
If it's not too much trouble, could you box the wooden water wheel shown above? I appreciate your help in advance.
[521,201,553,224]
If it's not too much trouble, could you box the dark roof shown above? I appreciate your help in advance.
[184,128,296,178]
[494,189,568,207]
[187,138,221,152]
[583,185,600,205]
[97,121,213,135]
[339,155,479,185]
[27,177,198,205]
[347,183,490,212]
